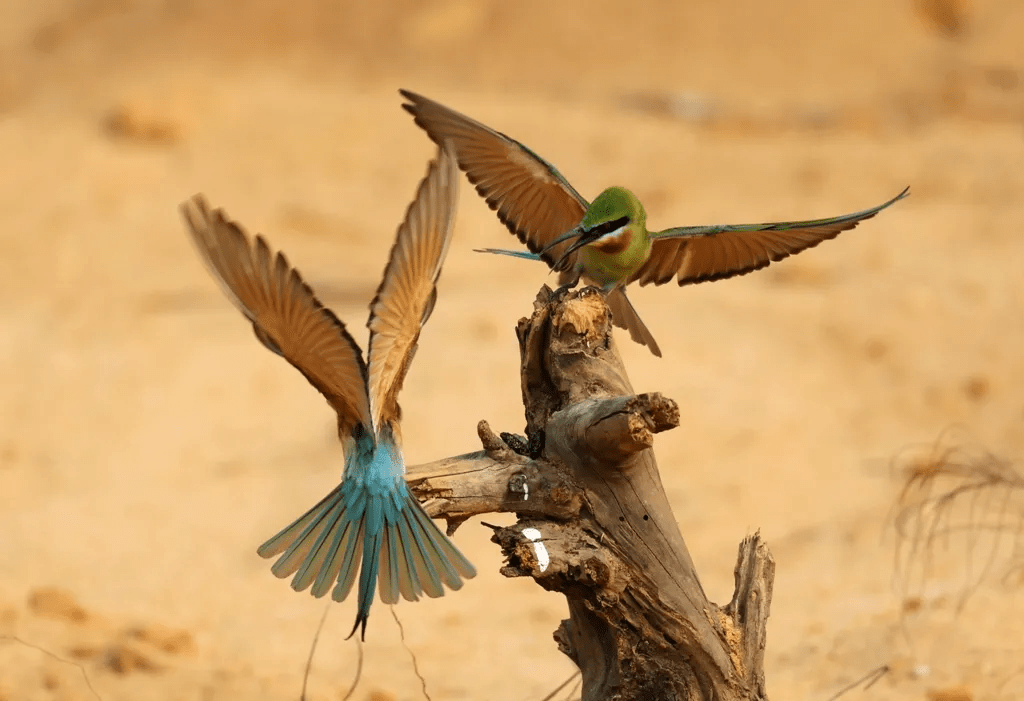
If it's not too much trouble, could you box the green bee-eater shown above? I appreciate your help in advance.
[400,90,909,357]
[181,146,475,640]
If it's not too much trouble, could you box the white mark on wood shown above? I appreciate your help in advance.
[522,527,549,572]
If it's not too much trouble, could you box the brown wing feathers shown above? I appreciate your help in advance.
[181,195,373,433]
[400,90,587,271]
[366,146,459,433]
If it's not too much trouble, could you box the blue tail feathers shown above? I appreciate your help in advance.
[256,438,476,640]
[473,247,543,261]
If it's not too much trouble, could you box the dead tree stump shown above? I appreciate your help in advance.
[407,285,775,701]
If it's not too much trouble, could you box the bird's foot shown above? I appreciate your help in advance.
[550,278,583,300]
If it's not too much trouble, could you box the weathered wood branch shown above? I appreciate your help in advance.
[551,392,680,466]
[405,420,583,533]
[406,285,774,701]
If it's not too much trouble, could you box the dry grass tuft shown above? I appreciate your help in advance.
[890,429,1024,607]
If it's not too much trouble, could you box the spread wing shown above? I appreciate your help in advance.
[631,187,910,286]
[182,195,373,434]
[400,89,588,276]
[365,146,459,434]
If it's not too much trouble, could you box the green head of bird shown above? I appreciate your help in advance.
[546,186,647,266]
[582,186,646,234]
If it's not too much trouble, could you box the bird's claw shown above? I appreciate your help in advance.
[550,277,583,299]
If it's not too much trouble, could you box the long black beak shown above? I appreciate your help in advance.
[550,232,600,270]
[545,215,630,270]
[540,225,586,256]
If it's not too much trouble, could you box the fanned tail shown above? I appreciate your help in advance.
[606,287,662,357]
[256,479,476,640]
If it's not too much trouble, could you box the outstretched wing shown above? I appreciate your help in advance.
[182,195,372,434]
[400,90,588,275]
[631,187,910,287]
[365,146,459,434]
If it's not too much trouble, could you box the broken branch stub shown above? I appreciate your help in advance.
[405,286,774,701]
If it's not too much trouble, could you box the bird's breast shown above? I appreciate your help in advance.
[579,230,650,287]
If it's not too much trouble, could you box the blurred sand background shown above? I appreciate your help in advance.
[1,0,1023,699]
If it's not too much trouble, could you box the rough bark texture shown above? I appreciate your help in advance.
[406,285,775,701]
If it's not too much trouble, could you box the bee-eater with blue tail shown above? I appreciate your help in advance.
[180,146,475,640]
[400,90,909,358]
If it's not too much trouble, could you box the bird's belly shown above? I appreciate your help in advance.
[579,247,644,289]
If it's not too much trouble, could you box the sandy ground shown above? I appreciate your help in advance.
[1,0,1023,699]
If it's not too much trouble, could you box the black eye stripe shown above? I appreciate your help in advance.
[584,216,630,238]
